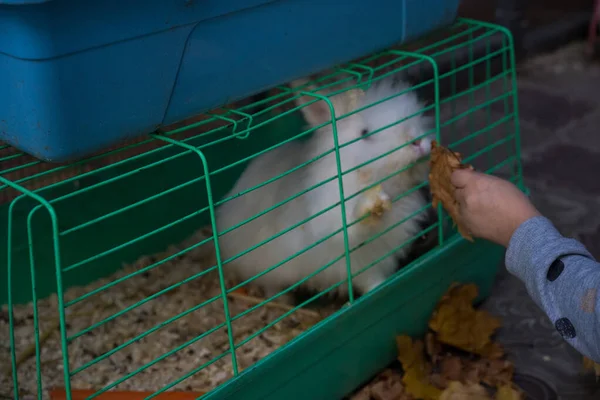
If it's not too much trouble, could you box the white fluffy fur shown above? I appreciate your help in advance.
[216,75,433,300]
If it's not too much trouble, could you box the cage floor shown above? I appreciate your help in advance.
[0,230,341,398]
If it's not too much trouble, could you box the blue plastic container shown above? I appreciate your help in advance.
[0,0,460,162]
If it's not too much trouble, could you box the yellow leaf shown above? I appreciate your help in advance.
[396,335,441,400]
[439,381,490,400]
[396,335,425,370]
[495,385,522,400]
[429,284,502,358]
[403,368,442,400]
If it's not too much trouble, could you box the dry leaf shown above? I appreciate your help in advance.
[429,284,503,358]
[460,358,514,389]
[440,356,463,382]
[425,332,442,364]
[463,360,484,384]
[429,373,448,390]
[429,141,474,241]
[397,336,427,372]
[350,369,412,400]
[495,385,522,400]
[439,382,490,400]
[583,356,600,377]
[358,284,518,399]
[403,369,442,400]
[396,336,442,400]
[481,359,514,387]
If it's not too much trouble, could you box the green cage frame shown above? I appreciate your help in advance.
[1,18,521,400]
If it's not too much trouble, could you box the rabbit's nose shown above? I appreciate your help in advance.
[411,137,431,158]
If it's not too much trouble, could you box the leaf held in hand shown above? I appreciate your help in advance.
[429,141,474,241]
[428,284,503,358]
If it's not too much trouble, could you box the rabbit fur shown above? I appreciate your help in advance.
[216,73,433,302]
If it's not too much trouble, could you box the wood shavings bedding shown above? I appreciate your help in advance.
[0,231,338,399]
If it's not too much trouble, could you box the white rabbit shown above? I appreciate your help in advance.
[216,74,433,302]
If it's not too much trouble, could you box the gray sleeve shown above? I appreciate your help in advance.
[505,216,600,363]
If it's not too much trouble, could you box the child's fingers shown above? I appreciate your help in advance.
[450,169,474,188]
[454,187,466,205]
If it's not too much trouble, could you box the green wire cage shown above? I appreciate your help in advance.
[1,19,522,400]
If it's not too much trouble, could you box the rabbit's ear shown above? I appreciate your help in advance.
[290,79,335,128]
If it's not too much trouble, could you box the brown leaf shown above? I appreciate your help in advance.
[425,332,442,364]
[380,368,398,380]
[429,284,503,358]
[463,360,484,384]
[583,357,600,377]
[480,341,505,360]
[439,382,491,400]
[428,141,474,241]
[440,356,463,382]
[429,373,448,389]
[461,358,514,388]
[482,359,514,387]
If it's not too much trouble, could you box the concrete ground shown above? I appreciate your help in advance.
[481,42,600,399]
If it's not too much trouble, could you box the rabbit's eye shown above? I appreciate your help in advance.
[360,129,369,138]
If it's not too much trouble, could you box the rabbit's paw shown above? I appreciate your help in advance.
[355,185,392,224]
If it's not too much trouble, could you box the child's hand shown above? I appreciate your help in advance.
[451,169,540,247]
